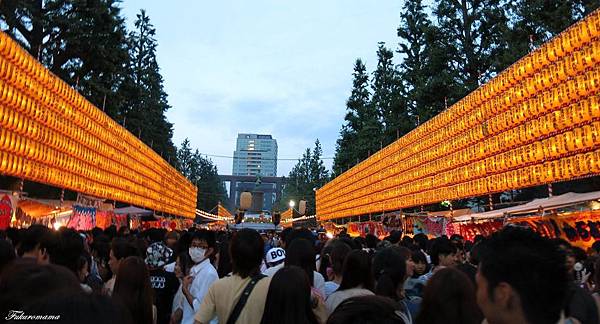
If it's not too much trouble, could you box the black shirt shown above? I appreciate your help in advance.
[149,268,179,324]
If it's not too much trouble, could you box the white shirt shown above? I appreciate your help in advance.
[262,263,325,297]
[182,259,218,324]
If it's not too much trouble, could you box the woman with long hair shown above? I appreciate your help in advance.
[113,256,156,324]
[373,247,414,323]
[415,267,482,324]
[261,266,321,324]
[325,249,374,314]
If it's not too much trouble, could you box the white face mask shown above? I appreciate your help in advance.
[189,247,206,263]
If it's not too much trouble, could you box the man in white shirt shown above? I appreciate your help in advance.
[181,230,219,324]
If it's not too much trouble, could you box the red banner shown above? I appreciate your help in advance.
[0,195,12,230]
[507,210,600,248]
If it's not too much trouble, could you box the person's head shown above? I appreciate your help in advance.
[338,249,374,291]
[189,229,217,264]
[260,266,318,324]
[23,292,133,324]
[285,238,316,284]
[279,227,293,249]
[329,240,352,280]
[217,239,232,278]
[117,226,130,237]
[175,251,193,280]
[326,295,407,324]
[0,238,16,273]
[285,228,316,247]
[145,242,173,269]
[430,237,457,267]
[396,246,414,278]
[386,231,401,245]
[416,267,482,324]
[0,260,82,317]
[400,236,414,248]
[47,228,85,275]
[109,238,137,275]
[229,229,263,278]
[17,225,52,263]
[413,233,429,251]
[76,254,90,283]
[113,256,153,324]
[164,231,179,250]
[90,235,111,281]
[373,247,407,301]
[365,234,379,250]
[477,227,567,324]
[266,247,286,268]
[411,250,428,276]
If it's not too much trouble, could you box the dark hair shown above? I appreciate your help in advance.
[110,238,138,261]
[373,247,407,301]
[24,292,133,324]
[592,240,600,253]
[338,250,373,291]
[479,227,567,324]
[17,225,51,256]
[468,241,484,265]
[285,238,316,285]
[400,236,414,248]
[429,237,456,266]
[117,226,130,237]
[113,256,154,324]
[329,240,352,277]
[230,229,263,278]
[365,234,379,249]
[318,242,334,279]
[285,228,315,247]
[411,250,427,264]
[0,261,82,317]
[415,267,482,324]
[386,231,401,244]
[217,239,232,278]
[193,229,217,248]
[47,228,85,275]
[104,225,117,239]
[178,250,194,276]
[327,295,406,324]
[413,233,429,251]
[0,238,16,273]
[260,266,318,324]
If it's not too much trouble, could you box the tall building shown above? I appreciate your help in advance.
[232,134,278,177]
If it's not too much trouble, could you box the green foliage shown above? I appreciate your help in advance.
[282,140,329,215]
[176,139,227,212]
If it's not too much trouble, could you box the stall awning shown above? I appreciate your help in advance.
[114,205,153,215]
[453,191,600,222]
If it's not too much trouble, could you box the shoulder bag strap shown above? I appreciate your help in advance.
[226,274,266,324]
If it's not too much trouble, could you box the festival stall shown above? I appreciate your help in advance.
[449,191,600,246]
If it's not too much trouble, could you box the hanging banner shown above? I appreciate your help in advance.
[507,210,600,248]
[67,205,96,231]
[458,220,505,241]
[0,194,13,230]
[346,221,388,238]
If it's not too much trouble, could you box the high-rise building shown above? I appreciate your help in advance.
[232,134,278,177]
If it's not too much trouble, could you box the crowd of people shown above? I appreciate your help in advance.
[0,223,599,324]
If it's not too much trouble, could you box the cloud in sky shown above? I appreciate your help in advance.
[121,0,404,176]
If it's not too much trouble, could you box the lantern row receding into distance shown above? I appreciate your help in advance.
[0,31,197,218]
[317,9,600,221]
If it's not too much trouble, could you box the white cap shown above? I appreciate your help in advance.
[266,247,286,264]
